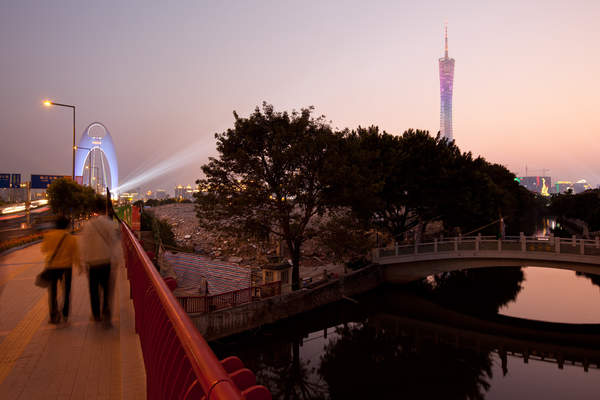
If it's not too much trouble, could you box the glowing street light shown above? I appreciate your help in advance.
[42,99,76,180]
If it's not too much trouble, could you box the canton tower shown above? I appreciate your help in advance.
[439,24,455,141]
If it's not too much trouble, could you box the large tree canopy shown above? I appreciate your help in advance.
[196,103,339,290]
[327,127,542,240]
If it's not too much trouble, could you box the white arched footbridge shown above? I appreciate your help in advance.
[374,235,600,283]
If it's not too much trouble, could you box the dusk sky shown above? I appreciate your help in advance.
[2,0,599,193]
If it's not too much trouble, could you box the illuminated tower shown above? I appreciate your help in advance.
[439,24,455,141]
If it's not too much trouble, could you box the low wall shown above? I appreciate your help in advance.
[192,264,384,341]
[0,227,37,242]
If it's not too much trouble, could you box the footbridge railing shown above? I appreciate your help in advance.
[121,222,271,400]
[177,281,282,314]
[374,234,600,260]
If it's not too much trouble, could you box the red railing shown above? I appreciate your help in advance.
[121,222,271,400]
[177,281,282,314]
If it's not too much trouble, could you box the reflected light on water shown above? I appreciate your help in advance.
[487,353,600,400]
[500,267,600,323]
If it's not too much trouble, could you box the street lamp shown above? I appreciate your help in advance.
[43,100,76,180]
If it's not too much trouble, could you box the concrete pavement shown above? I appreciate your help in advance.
[0,243,146,400]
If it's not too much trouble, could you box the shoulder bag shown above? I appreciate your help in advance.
[35,233,68,288]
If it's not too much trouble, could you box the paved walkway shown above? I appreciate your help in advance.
[0,243,146,400]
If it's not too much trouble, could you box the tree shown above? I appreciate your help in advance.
[46,178,100,219]
[550,189,600,231]
[141,210,177,248]
[196,103,339,290]
[412,267,525,317]
[316,210,375,267]
[319,322,493,400]
[435,157,544,236]
[327,128,467,240]
[329,127,542,240]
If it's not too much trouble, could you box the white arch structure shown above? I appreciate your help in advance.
[374,235,600,283]
[74,122,119,193]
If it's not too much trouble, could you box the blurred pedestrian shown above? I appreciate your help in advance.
[40,216,80,324]
[80,204,123,327]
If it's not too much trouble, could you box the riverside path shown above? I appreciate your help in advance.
[0,242,146,400]
[0,222,273,400]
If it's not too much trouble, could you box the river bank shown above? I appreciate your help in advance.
[191,263,384,341]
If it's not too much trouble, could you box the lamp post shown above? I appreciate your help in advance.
[74,145,92,186]
[43,100,76,180]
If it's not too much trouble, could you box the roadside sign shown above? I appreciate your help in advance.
[0,174,10,188]
[10,174,21,188]
[31,174,70,189]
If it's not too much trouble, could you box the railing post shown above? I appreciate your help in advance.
[434,239,438,253]
[395,242,398,256]
[555,237,561,254]
[520,232,525,252]
[580,239,585,255]
[475,235,480,252]
[596,237,599,248]
[498,238,502,252]
[454,237,458,251]
[572,235,576,246]
[414,241,418,254]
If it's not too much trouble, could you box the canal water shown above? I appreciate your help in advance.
[212,267,600,399]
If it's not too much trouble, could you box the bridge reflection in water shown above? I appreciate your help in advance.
[372,293,600,373]
[213,266,600,399]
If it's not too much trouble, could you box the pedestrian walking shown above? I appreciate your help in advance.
[80,205,123,327]
[40,216,79,324]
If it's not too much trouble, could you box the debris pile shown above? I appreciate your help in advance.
[149,203,339,270]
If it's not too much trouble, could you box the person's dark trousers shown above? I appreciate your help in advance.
[47,268,72,323]
[88,264,112,321]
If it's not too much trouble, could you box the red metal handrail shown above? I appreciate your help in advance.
[177,281,282,314]
[121,222,271,399]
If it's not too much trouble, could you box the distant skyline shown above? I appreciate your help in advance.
[1,0,600,190]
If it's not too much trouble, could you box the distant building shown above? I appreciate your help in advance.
[155,189,168,200]
[517,176,552,196]
[119,193,132,203]
[175,185,185,200]
[175,184,198,200]
[439,24,455,141]
[573,179,592,194]
[550,180,591,194]
[554,181,573,194]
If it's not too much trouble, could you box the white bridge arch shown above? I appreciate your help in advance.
[374,235,600,283]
